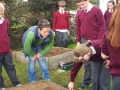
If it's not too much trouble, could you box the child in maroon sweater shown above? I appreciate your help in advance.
[68,40,110,90]
[74,0,106,89]
[104,0,115,29]
[52,0,70,48]
[0,2,20,89]
[101,4,120,90]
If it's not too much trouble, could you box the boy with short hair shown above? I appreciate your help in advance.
[53,0,70,48]
[0,2,21,90]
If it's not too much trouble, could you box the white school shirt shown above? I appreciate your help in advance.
[0,17,4,24]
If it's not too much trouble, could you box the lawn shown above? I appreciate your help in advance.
[2,61,92,90]
[1,44,110,90]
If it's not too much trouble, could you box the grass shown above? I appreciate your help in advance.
[2,61,91,90]
[68,43,76,49]
[2,43,91,90]
[2,44,111,90]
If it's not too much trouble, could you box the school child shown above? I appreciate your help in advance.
[68,40,110,90]
[52,0,70,48]
[104,0,115,29]
[22,19,54,83]
[0,2,21,90]
[101,4,120,90]
[74,0,106,89]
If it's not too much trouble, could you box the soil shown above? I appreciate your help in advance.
[8,47,71,90]
[7,81,67,90]
[11,47,72,57]
[45,47,72,57]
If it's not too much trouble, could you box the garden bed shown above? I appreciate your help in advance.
[12,47,74,70]
[45,47,71,57]
[7,81,67,90]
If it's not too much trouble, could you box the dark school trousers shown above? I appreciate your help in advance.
[80,37,93,84]
[112,76,120,90]
[0,54,20,88]
[56,31,68,48]
[92,61,110,90]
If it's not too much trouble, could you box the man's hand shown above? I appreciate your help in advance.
[33,53,41,61]
[33,55,37,61]
[68,82,74,90]
[53,32,56,36]
[36,53,41,59]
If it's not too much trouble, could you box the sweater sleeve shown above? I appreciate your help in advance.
[53,12,57,32]
[39,32,54,56]
[104,11,107,22]
[24,31,36,57]
[95,8,106,39]
[70,62,83,82]
[101,32,109,56]
[67,13,70,30]
[7,19,9,33]
[76,10,81,42]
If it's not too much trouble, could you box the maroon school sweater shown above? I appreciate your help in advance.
[70,39,104,82]
[52,11,70,31]
[0,18,10,54]
[104,9,115,29]
[76,6,106,42]
[101,31,120,77]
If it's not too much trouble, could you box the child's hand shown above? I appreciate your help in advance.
[68,82,74,90]
[74,53,91,63]
[104,59,110,68]
[83,52,91,62]
[68,31,70,36]
[77,42,81,46]
[101,53,109,59]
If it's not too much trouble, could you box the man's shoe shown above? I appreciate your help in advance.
[15,84,21,87]
[79,82,92,89]
[0,88,6,90]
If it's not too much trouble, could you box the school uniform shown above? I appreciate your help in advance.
[0,18,20,88]
[76,4,106,42]
[101,31,120,90]
[70,39,110,90]
[76,3,106,88]
[53,10,70,48]
[104,8,115,29]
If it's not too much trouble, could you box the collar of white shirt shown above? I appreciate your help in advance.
[84,3,93,13]
[109,9,113,13]
[90,46,96,55]
[59,10,65,14]
[0,17,4,24]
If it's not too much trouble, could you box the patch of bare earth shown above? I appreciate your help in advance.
[7,81,67,90]
[45,47,72,57]
[8,47,71,90]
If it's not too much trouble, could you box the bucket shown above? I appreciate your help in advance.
[62,62,74,70]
